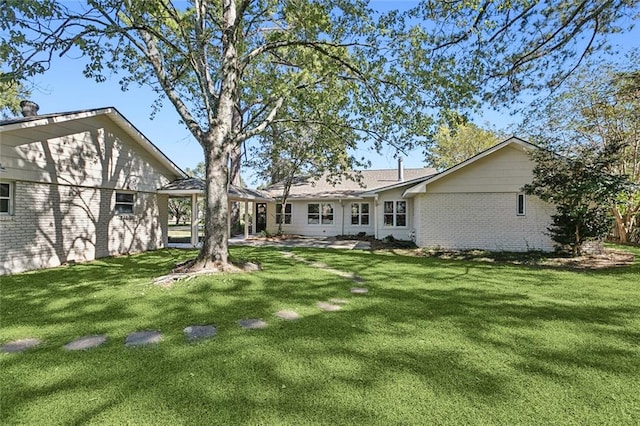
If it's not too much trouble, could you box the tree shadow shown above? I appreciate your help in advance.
[1,113,172,274]
[1,247,639,423]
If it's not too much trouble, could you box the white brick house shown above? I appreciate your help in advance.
[404,137,555,251]
[0,107,555,276]
[261,162,438,241]
[264,137,555,252]
[0,106,186,274]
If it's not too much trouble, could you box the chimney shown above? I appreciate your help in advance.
[397,157,404,182]
[20,100,39,117]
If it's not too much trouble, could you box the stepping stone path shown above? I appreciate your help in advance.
[281,251,365,284]
[125,331,162,347]
[5,254,371,355]
[183,325,217,341]
[317,301,342,312]
[1,338,41,353]
[275,310,300,320]
[238,319,268,329]
[64,335,107,351]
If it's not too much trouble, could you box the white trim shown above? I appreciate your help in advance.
[114,190,135,215]
[373,194,379,239]
[0,107,186,179]
[0,181,14,215]
[403,137,539,198]
[349,202,371,226]
[191,193,199,246]
[275,202,292,225]
[382,200,408,228]
[306,202,335,225]
[360,174,436,197]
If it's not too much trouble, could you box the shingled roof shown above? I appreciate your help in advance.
[263,167,437,200]
[159,177,273,201]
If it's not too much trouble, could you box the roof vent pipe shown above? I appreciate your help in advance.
[398,157,404,182]
[20,100,39,117]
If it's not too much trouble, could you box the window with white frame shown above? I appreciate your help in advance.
[383,200,407,227]
[351,202,370,225]
[308,203,333,225]
[276,203,292,224]
[0,182,13,215]
[115,191,135,215]
[516,193,526,216]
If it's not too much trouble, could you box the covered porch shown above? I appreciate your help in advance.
[158,177,273,248]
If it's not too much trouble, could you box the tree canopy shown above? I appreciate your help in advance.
[524,142,632,256]
[521,56,640,242]
[426,114,503,170]
[2,0,637,268]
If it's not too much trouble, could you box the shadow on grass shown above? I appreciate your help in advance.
[1,246,639,424]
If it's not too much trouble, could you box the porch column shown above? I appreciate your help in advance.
[373,194,379,239]
[190,193,199,247]
[244,200,249,239]
[227,200,231,237]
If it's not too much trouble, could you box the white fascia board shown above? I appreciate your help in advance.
[157,189,203,195]
[361,175,435,197]
[0,108,112,132]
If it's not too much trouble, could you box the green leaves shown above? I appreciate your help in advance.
[524,142,632,255]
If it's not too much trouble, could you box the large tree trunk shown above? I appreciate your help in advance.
[196,137,230,267]
[612,208,629,243]
[192,0,238,268]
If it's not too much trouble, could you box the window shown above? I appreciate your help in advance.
[308,203,334,225]
[275,203,292,224]
[0,182,13,215]
[517,193,526,216]
[351,203,370,225]
[115,191,135,215]
[383,200,407,227]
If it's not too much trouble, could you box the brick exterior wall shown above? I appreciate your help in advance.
[414,192,555,252]
[0,181,166,274]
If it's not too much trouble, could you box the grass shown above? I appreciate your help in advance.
[1,246,640,425]
[167,224,204,242]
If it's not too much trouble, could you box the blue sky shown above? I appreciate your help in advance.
[16,1,639,185]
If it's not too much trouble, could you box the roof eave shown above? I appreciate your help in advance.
[0,107,188,180]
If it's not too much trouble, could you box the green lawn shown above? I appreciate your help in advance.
[1,246,639,425]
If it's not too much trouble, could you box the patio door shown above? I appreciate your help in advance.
[255,203,267,233]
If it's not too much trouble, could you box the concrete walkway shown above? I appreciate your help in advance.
[168,236,371,250]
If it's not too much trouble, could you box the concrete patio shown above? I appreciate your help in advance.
[168,236,371,250]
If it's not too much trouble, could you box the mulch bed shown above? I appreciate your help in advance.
[420,247,635,270]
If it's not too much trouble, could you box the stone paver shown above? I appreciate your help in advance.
[317,301,342,312]
[275,310,300,320]
[125,331,162,347]
[350,287,369,294]
[1,338,41,353]
[238,319,268,329]
[64,335,107,351]
[329,298,349,305]
[183,325,217,341]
